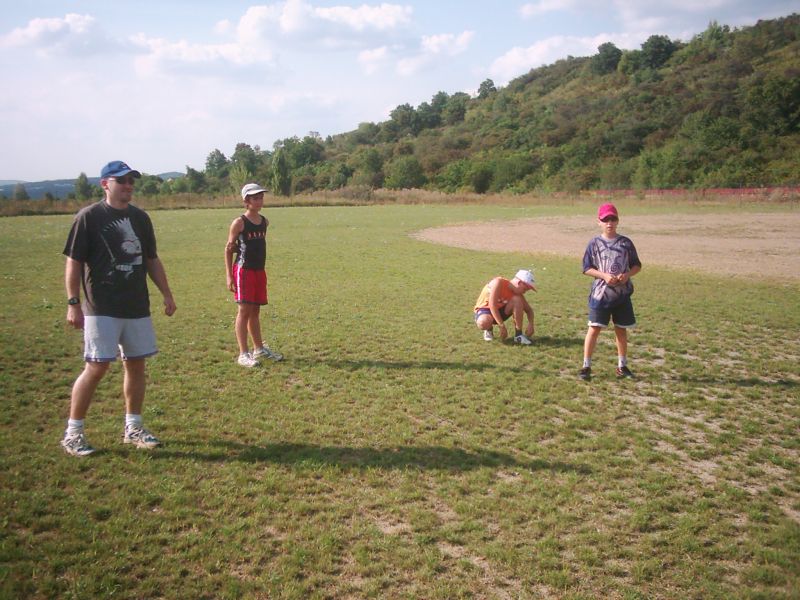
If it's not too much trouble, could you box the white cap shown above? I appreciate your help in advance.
[514,269,537,291]
[241,182,267,200]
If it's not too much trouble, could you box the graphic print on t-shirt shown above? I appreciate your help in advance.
[99,217,143,279]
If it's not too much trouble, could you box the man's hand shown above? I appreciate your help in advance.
[525,323,534,338]
[498,323,508,340]
[66,304,84,330]
[163,295,177,317]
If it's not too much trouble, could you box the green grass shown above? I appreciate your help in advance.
[1,202,798,599]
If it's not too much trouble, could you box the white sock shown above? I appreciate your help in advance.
[583,358,591,368]
[125,414,143,429]
[66,419,84,435]
[618,356,627,368]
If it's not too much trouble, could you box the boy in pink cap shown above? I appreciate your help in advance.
[579,203,641,381]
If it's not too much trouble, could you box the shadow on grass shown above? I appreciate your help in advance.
[676,375,799,389]
[512,335,583,349]
[287,336,582,372]
[293,358,532,372]
[145,441,592,474]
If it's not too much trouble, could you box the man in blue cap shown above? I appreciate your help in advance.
[61,160,177,456]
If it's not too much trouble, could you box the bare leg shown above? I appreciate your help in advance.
[583,326,603,362]
[475,314,494,332]
[614,326,628,359]
[123,358,147,415]
[511,298,525,332]
[235,304,252,354]
[247,305,263,348]
[69,362,110,420]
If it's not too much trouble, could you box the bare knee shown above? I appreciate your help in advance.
[82,361,110,382]
[123,358,146,376]
[475,315,494,330]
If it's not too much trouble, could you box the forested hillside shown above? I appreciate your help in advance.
[10,14,796,201]
[283,15,800,195]
[316,15,800,194]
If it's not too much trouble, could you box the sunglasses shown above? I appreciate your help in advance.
[112,176,137,185]
[600,216,619,222]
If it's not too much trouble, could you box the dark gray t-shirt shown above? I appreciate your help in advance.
[63,201,157,318]
[582,234,641,309]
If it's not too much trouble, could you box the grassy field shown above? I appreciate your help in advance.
[1,201,798,599]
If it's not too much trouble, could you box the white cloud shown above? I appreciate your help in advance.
[488,33,647,83]
[0,13,120,57]
[316,2,413,31]
[520,0,580,18]
[421,31,473,55]
[397,30,474,76]
[130,33,273,80]
[214,19,234,36]
[358,45,389,74]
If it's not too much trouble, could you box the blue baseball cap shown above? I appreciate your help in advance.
[100,160,141,179]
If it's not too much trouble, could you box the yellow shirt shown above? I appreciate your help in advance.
[474,277,515,312]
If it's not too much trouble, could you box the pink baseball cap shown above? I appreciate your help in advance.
[598,203,618,220]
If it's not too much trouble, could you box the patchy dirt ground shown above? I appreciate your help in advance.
[413,212,800,281]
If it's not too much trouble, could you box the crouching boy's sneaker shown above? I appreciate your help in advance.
[123,424,161,449]
[514,333,533,345]
[61,432,97,457]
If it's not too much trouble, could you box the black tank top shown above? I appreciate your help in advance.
[235,215,266,269]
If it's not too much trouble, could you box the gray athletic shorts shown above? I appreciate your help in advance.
[83,316,158,362]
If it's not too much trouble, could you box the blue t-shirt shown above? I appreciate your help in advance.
[582,234,641,308]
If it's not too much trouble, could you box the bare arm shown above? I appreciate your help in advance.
[225,218,244,292]
[487,278,509,339]
[583,267,614,284]
[522,297,535,337]
[65,257,84,329]
[615,264,641,285]
[146,257,176,316]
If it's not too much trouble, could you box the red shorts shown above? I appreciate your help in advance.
[233,265,268,305]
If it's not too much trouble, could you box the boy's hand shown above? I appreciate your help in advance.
[498,323,508,340]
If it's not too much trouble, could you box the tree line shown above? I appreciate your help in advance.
[5,14,798,202]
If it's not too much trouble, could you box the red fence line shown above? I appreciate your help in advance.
[581,187,800,198]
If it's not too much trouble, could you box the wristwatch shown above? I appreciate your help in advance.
[67,297,80,306]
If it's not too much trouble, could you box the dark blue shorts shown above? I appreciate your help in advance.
[474,306,512,324]
[588,296,636,328]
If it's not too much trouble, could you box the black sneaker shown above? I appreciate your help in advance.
[616,366,634,379]
[579,367,591,381]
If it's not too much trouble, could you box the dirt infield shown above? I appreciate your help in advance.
[413,212,800,281]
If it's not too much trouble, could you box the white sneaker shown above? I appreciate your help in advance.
[237,352,259,367]
[123,424,161,449]
[252,346,283,361]
[514,334,533,345]
[61,432,96,457]
[483,330,493,341]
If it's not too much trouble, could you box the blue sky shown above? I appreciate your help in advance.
[1,0,795,181]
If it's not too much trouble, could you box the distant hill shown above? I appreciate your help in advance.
[1,172,184,200]
[311,14,800,193]
[5,14,798,199]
